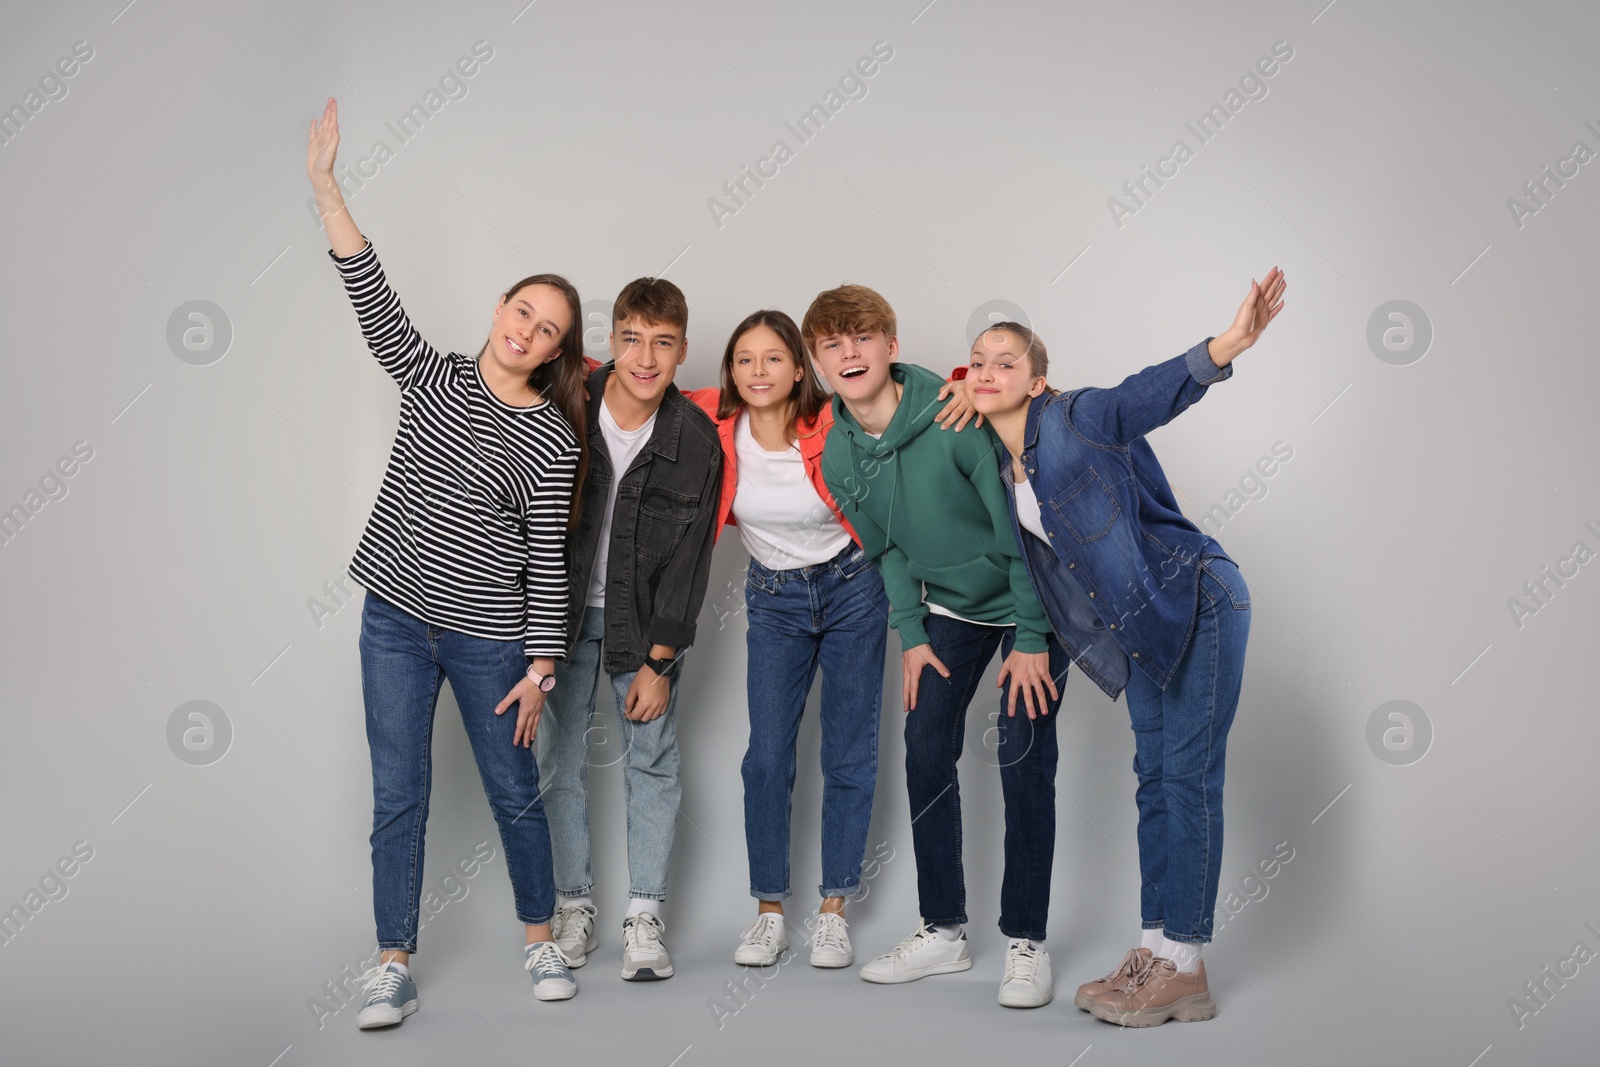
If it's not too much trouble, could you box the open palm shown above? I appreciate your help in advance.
[307,96,340,179]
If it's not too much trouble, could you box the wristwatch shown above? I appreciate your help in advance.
[645,654,678,679]
[525,664,556,692]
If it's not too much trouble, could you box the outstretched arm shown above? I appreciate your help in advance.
[307,97,364,258]
[1070,268,1287,447]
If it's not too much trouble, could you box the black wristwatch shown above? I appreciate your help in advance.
[644,654,679,679]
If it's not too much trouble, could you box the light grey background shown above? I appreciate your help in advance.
[2,1,1596,1065]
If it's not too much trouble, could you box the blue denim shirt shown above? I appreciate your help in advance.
[996,338,1234,697]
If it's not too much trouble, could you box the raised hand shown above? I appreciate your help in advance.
[307,97,340,180]
[1209,266,1286,367]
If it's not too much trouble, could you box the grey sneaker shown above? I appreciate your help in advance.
[552,902,599,968]
[621,912,673,981]
[355,962,418,1029]
[524,941,578,1001]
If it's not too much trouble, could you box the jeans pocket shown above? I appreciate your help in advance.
[1199,556,1250,610]
[835,543,872,580]
[745,559,780,595]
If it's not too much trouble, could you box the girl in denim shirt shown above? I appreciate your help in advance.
[961,268,1286,1027]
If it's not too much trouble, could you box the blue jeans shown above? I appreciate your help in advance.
[537,606,681,900]
[905,613,1068,942]
[742,542,889,901]
[1124,555,1251,943]
[359,592,556,951]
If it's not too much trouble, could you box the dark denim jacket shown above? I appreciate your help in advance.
[564,363,723,673]
[998,338,1235,697]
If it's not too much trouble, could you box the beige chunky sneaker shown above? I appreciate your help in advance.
[1089,956,1216,1026]
[1074,947,1151,1010]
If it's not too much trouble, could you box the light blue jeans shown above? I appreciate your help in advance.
[537,605,681,900]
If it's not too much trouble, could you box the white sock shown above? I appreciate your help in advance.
[932,923,963,941]
[1158,935,1201,973]
[383,960,410,978]
[559,893,595,910]
[626,897,660,919]
[1140,928,1164,953]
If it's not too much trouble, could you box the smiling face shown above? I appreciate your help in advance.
[609,314,687,406]
[967,328,1047,417]
[809,329,898,405]
[488,282,572,376]
[730,323,803,411]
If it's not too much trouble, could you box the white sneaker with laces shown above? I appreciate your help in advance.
[734,913,790,966]
[621,912,674,981]
[858,920,972,984]
[998,938,1053,1008]
[551,902,599,967]
[523,941,578,1001]
[808,911,853,968]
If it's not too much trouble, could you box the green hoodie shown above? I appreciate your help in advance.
[821,362,1050,654]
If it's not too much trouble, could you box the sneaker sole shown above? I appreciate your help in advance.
[859,956,973,984]
[357,998,418,1029]
[621,964,674,981]
[1089,991,1216,1027]
[999,988,1053,1009]
[734,945,790,967]
[810,951,853,969]
[532,980,578,1002]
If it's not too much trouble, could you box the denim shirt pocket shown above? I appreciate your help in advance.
[1049,468,1122,544]
[637,487,700,560]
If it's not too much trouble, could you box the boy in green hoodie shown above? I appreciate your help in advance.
[805,284,1071,1009]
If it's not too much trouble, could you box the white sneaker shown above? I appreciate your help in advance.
[858,921,972,984]
[523,941,578,1002]
[998,938,1053,1008]
[621,912,673,981]
[734,913,790,966]
[808,911,854,968]
[551,901,599,967]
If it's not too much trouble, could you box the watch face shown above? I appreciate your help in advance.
[539,675,556,692]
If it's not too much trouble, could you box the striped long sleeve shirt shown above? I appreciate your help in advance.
[329,237,580,658]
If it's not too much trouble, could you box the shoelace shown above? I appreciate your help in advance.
[523,942,570,979]
[740,914,784,949]
[1102,948,1144,988]
[626,914,665,956]
[811,913,848,953]
[1003,940,1042,982]
[553,903,594,944]
[1117,953,1175,993]
[356,964,404,1003]
[889,921,940,961]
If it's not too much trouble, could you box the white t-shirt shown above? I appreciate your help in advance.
[587,399,657,607]
[1012,470,1050,543]
[731,411,851,570]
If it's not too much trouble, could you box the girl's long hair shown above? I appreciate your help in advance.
[717,309,829,444]
[496,273,590,529]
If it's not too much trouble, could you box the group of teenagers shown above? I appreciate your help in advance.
[306,99,1288,1030]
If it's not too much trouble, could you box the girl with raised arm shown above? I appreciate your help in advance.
[960,268,1286,1026]
[307,97,589,1022]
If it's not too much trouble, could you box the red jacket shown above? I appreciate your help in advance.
[682,388,860,547]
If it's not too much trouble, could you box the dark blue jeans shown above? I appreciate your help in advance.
[359,592,556,950]
[1124,556,1251,943]
[905,613,1068,942]
[742,543,889,900]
